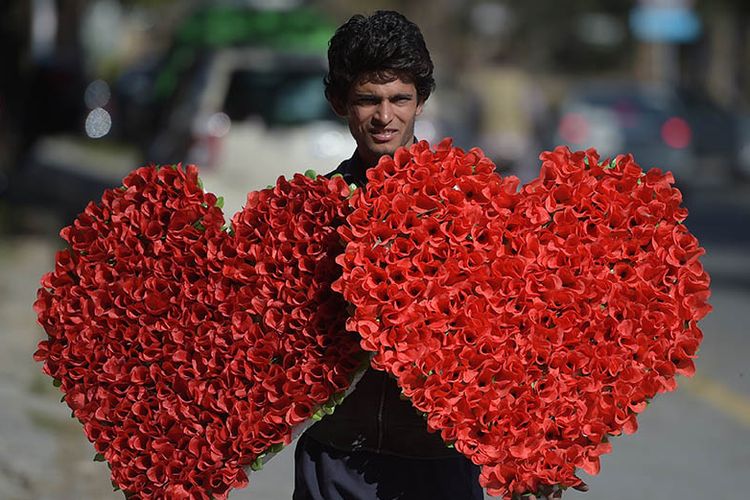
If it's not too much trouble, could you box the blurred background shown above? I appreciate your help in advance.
[0,0,748,498]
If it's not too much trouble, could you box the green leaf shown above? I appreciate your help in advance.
[53,379,61,388]
[304,169,317,179]
[94,453,106,462]
[333,392,346,405]
[311,408,327,421]
[250,456,265,471]
[215,196,224,209]
[331,173,344,179]
[269,442,285,453]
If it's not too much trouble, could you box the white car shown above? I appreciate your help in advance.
[147,47,356,216]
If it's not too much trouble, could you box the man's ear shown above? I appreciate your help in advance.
[416,98,426,117]
[330,97,348,118]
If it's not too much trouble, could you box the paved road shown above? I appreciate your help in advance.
[1,184,748,500]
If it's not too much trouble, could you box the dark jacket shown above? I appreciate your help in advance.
[302,151,461,458]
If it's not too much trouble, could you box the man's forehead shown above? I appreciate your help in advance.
[353,70,415,90]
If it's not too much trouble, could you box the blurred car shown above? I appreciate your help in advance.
[144,46,356,215]
[550,81,740,188]
[6,4,353,230]
[9,3,478,231]
[676,86,740,184]
[112,4,337,148]
[733,114,750,180]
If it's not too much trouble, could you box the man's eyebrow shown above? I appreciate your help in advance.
[352,92,415,100]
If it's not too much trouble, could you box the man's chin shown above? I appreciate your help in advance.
[358,136,414,164]
[368,139,409,157]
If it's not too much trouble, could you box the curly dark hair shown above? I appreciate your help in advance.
[325,11,435,106]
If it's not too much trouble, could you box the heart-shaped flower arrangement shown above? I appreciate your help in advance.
[34,165,364,498]
[334,139,711,497]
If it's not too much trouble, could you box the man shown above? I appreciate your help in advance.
[294,11,588,500]
[293,11,485,500]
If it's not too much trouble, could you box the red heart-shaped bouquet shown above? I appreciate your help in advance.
[35,140,712,499]
[34,165,364,498]
[334,139,711,497]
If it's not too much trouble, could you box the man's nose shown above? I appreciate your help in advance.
[373,101,393,124]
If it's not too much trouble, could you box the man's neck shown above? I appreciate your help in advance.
[355,137,417,169]
[354,148,380,170]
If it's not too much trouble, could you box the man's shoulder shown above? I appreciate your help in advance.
[325,151,368,187]
[324,158,350,179]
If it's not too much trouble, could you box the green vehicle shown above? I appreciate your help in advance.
[115,3,336,147]
[154,4,335,101]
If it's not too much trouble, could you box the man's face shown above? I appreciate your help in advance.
[336,74,424,167]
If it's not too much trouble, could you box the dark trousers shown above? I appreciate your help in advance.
[293,435,484,500]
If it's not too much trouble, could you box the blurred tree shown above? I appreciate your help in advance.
[693,0,750,106]
[0,1,30,177]
[495,0,633,72]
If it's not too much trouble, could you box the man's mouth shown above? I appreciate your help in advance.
[370,129,398,143]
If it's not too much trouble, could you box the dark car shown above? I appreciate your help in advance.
[551,81,739,188]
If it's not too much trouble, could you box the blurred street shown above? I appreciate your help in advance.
[1,175,748,500]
